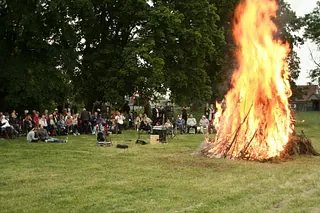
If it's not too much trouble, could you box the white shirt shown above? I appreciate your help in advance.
[1,118,10,128]
[115,115,125,125]
[39,118,48,127]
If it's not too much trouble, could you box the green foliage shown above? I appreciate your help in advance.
[0,0,77,109]
[0,0,306,110]
[304,1,320,80]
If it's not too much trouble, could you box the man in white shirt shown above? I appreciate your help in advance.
[115,112,125,130]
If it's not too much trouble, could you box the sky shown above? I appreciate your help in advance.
[285,0,319,85]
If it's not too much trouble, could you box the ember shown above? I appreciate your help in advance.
[201,0,309,161]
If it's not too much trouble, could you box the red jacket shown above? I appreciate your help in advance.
[33,116,39,126]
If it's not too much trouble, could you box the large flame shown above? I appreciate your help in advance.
[210,0,294,160]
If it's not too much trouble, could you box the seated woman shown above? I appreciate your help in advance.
[186,114,197,134]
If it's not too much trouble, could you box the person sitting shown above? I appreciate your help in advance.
[110,119,121,134]
[199,115,209,134]
[23,115,33,132]
[26,127,39,142]
[175,114,185,134]
[92,120,104,135]
[97,132,106,142]
[1,115,18,138]
[140,114,152,133]
[164,119,173,135]
[39,114,48,130]
[186,114,197,134]
[65,113,73,133]
[38,125,66,143]
[90,111,99,127]
[48,114,57,136]
[1,115,11,138]
[33,112,40,128]
[134,114,143,131]
[57,115,67,135]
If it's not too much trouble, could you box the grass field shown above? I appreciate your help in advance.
[0,112,319,213]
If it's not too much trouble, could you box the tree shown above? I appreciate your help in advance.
[0,0,78,111]
[69,0,225,107]
[144,0,224,105]
[304,1,320,81]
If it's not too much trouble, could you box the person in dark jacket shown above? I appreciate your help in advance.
[182,106,188,124]
[80,108,90,134]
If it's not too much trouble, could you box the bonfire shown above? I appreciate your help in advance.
[199,0,319,161]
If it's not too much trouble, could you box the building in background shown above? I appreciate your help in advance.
[292,84,320,111]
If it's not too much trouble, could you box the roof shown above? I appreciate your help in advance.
[295,85,320,102]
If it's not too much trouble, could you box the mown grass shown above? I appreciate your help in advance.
[0,112,319,213]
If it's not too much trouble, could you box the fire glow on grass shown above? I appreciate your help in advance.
[210,0,294,160]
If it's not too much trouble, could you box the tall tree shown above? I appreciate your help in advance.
[304,1,320,81]
[144,0,224,105]
[0,0,78,111]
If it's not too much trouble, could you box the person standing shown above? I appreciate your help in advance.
[204,103,210,119]
[152,105,160,125]
[182,106,188,124]
[123,101,130,115]
[80,108,90,134]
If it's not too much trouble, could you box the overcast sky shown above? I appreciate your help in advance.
[285,0,319,85]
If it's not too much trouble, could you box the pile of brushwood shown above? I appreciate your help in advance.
[193,130,319,160]
[280,130,320,158]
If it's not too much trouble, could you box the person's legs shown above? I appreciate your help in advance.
[83,120,89,134]
[192,126,198,134]
[46,137,65,143]
[178,124,183,134]
[29,139,39,143]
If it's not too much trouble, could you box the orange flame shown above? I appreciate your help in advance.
[210,0,294,160]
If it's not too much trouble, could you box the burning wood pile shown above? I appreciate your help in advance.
[198,130,319,161]
[198,0,319,161]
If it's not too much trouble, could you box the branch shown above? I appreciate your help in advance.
[307,45,320,68]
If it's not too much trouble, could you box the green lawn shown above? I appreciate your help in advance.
[0,112,320,213]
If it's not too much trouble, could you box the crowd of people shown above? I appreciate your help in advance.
[0,102,217,142]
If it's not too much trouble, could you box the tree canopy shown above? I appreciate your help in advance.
[304,1,320,81]
[0,0,305,111]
